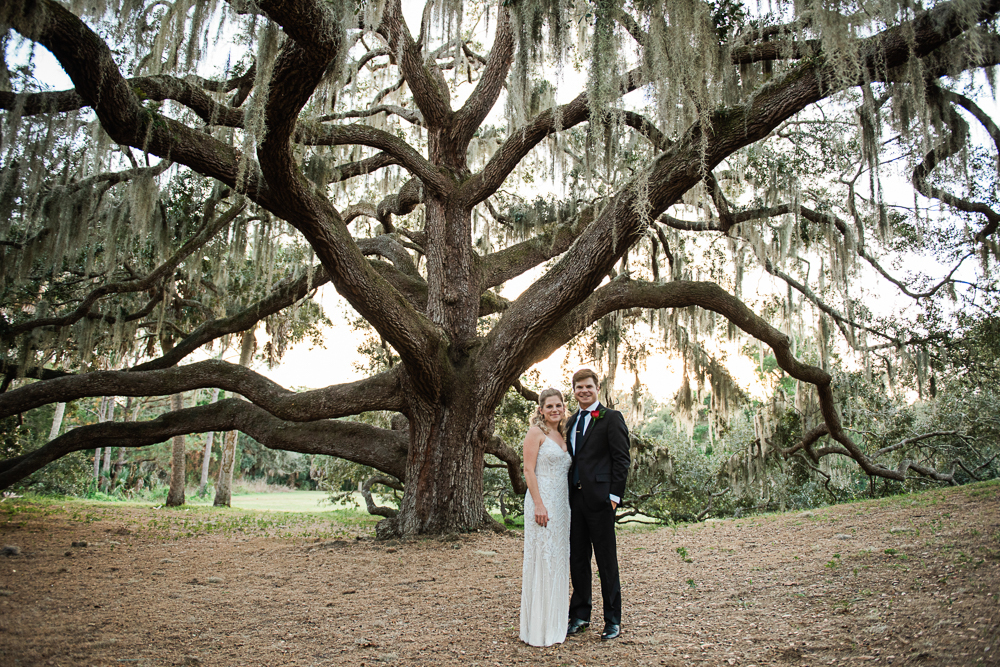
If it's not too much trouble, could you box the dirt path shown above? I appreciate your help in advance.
[1,483,998,667]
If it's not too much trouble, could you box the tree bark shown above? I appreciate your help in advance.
[47,403,65,441]
[199,388,221,494]
[93,396,115,486]
[386,385,496,537]
[101,446,112,492]
[215,329,255,507]
[164,392,186,507]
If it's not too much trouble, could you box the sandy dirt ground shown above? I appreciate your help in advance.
[1,482,998,667]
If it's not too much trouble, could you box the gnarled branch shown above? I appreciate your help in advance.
[0,398,409,490]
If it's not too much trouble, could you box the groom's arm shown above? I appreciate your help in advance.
[607,410,631,503]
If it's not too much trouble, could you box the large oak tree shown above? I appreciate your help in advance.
[1,0,998,535]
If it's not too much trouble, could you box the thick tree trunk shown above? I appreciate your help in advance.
[383,389,495,538]
[214,329,255,507]
[165,392,186,507]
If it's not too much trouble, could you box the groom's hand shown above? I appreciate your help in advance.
[611,500,618,510]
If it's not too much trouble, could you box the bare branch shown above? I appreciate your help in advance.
[511,379,538,403]
[452,6,512,150]
[319,104,424,125]
[485,435,527,495]
[873,431,963,460]
[0,360,405,422]
[377,0,454,128]
[361,475,402,517]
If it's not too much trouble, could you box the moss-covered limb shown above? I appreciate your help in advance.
[376,0,455,130]
[912,90,1000,242]
[478,210,594,290]
[702,196,974,306]
[127,265,331,372]
[677,0,1000,179]
[0,89,85,115]
[258,38,446,391]
[319,103,424,125]
[295,122,448,194]
[479,0,999,405]
[252,0,346,55]
[5,0,280,211]
[888,32,1000,82]
[0,359,405,423]
[467,66,646,207]
[128,75,245,127]
[7,203,244,338]
[0,362,70,382]
[729,40,822,65]
[0,397,409,490]
[42,162,174,199]
[615,4,818,66]
[451,5,513,155]
[328,152,399,185]
[519,277,969,485]
[525,278,826,386]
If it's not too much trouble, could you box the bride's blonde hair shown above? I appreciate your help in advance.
[530,387,566,437]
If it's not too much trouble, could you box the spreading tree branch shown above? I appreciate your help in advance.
[0,361,405,422]
[0,398,409,490]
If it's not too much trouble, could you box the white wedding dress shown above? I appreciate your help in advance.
[520,436,572,647]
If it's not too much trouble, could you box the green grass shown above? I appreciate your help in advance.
[1,491,382,541]
[190,490,338,512]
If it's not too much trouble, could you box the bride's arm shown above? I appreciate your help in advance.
[522,426,549,528]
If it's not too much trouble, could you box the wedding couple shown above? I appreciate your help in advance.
[519,368,631,647]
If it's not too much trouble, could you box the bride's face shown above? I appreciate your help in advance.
[540,395,565,426]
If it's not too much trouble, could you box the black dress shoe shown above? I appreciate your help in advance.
[600,623,621,640]
[567,618,589,635]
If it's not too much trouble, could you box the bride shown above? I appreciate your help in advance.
[519,388,572,647]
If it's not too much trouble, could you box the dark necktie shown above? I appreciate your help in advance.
[572,411,585,486]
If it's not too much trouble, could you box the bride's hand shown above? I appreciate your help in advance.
[534,505,549,527]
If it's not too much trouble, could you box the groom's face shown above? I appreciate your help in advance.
[573,377,599,409]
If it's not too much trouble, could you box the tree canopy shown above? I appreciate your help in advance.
[1,0,998,535]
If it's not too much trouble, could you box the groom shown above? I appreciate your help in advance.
[566,368,630,641]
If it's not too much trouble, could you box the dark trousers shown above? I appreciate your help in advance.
[568,487,621,625]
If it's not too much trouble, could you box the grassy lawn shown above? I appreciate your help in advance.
[187,490,340,513]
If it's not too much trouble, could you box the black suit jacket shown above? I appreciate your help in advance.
[567,406,631,510]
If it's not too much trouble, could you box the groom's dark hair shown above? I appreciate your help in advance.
[572,368,600,387]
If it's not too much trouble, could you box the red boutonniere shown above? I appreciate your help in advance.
[590,409,605,420]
